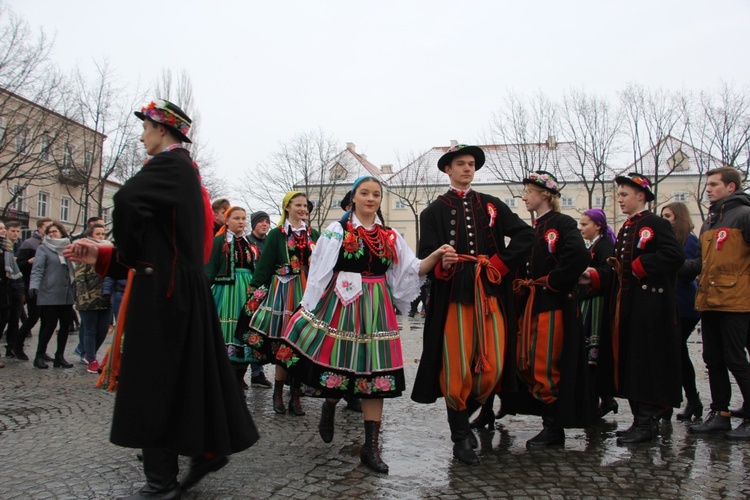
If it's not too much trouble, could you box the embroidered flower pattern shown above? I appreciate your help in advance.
[246,333,262,347]
[343,230,364,259]
[340,280,354,292]
[321,371,349,390]
[140,100,191,136]
[353,375,397,395]
[274,345,299,368]
[245,285,268,314]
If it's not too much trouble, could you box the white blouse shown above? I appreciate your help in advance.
[301,215,424,314]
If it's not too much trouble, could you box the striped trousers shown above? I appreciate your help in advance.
[439,299,506,411]
[517,310,564,404]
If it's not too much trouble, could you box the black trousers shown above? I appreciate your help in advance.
[36,305,74,357]
[701,311,750,413]
[19,294,40,339]
[680,316,701,399]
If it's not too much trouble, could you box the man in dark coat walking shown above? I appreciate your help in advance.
[66,100,258,498]
[584,173,684,444]
[411,144,533,465]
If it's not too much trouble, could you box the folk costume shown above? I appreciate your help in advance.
[205,227,260,377]
[238,191,319,415]
[577,209,618,418]
[506,172,592,448]
[592,173,684,444]
[411,145,534,465]
[93,101,257,497]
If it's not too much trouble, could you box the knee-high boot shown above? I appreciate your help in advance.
[526,404,565,449]
[446,408,480,465]
[273,379,286,414]
[288,378,305,416]
[617,401,658,444]
[318,400,337,443]
[361,420,388,474]
[124,448,180,499]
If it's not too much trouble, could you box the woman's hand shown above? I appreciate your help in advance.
[441,245,458,270]
[419,244,455,276]
[63,239,112,266]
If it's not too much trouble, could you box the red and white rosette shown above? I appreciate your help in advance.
[715,228,729,250]
[545,229,559,253]
[487,203,497,227]
[637,227,653,250]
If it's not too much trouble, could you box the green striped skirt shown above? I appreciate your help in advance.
[212,268,256,364]
[276,275,405,399]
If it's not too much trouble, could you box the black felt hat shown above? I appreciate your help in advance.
[135,99,192,143]
[437,144,485,172]
[522,170,561,196]
[615,172,655,202]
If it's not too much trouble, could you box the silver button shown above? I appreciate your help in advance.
[651,287,656,292]
[144,267,154,275]
[450,220,455,225]
[469,241,474,246]
[658,288,664,293]
[468,225,472,229]
[642,284,647,290]
[450,230,455,236]
[469,233,474,237]
[469,250,475,255]
[449,240,455,246]
[466,216,471,220]
[451,210,457,215]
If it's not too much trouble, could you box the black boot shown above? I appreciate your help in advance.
[470,395,496,430]
[344,393,362,412]
[361,420,389,474]
[318,400,337,443]
[616,399,639,436]
[273,379,286,414]
[124,448,181,499]
[33,354,48,369]
[288,379,305,416]
[689,410,731,434]
[617,402,658,444]
[676,393,703,421]
[447,408,480,465]
[526,413,565,449]
[53,354,73,368]
[600,397,619,418]
[179,454,229,492]
[725,418,750,441]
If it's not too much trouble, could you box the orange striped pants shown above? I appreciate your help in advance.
[439,300,506,411]
[517,310,564,404]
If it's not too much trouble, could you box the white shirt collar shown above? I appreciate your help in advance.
[351,213,383,230]
[284,219,307,234]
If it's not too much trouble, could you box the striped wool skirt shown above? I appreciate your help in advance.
[277,275,405,399]
[212,268,256,364]
[244,274,304,364]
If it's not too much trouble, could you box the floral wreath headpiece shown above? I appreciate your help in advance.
[523,170,560,195]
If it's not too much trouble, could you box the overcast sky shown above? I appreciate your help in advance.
[10,0,750,197]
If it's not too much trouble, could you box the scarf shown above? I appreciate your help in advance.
[0,237,21,280]
[42,237,75,284]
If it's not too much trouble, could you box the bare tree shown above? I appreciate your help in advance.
[383,151,444,248]
[560,88,623,210]
[238,129,342,230]
[484,91,562,196]
[620,83,689,206]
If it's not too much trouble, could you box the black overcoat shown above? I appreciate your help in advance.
[500,211,595,428]
[597,211,684,407]
[104,148,258,455]
[411,190,534,404]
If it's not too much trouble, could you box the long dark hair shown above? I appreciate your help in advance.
[662,201,693,246]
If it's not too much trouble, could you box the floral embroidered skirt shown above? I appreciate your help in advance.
[273,275,405,399]
[241,274,304,364]
[580,296,605,366]
[212,268,256,364]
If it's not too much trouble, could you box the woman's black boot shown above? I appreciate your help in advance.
[272,379,286,414]
[53,355,73,368]
[361,420,389,474]
[33,355,48,369]
[318,400,337,443]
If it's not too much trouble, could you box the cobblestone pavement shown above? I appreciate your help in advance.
[1,319,750,499]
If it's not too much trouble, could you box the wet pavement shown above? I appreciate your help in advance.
[1,318,750,499]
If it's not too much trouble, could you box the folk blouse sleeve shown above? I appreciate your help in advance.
[300,222,343,311]
[386,231,424,315]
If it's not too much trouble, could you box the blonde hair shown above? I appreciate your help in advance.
[526,184,561,212]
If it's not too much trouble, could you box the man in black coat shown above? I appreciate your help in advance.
[583,173,684,444]
[67,100,257,498]
[411,144,533,465]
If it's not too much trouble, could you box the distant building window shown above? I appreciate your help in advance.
[673,192,689,202]
[12,184,25,212]
[40,135,51,162]
[63,143,74,168]
[504,197,516,208]
[60,197,71,222]
[15,127,29,153]
[330,198,341,209]
[330,163,347,181]
[561,196,575,208]
[395,199,406,210]
[37,191,49,217]
[0,117,5,143]
[102,207,111,225]
[595,196,606,207]
[668,149,690,172]
[84,152,93,170]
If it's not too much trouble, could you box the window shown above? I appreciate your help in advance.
[15,127,29,153]
[673,191,689,202]
[37,191,49,218]
[12,184,25,212]
[504,197,516,208]
[63,143,74,168]
[595,196,606,207]
[395,199,406,210]
[330,163,347,181]
[561,196,575,208]
[60,197,71,222]
[329,198,340,209]
[102,207,111,225]
[84,152,93,170]
[0,117,5,143]
[40,135,51,162]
